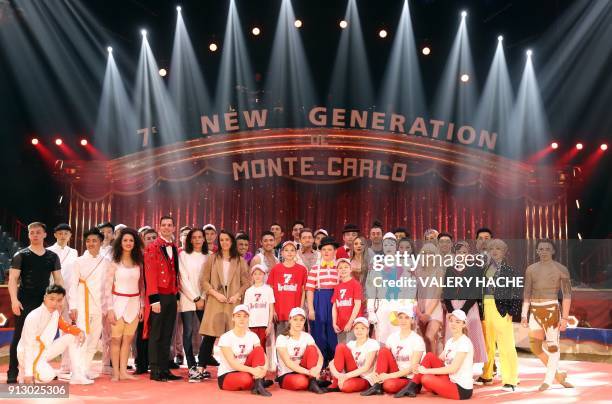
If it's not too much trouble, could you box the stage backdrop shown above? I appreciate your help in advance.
[58,128,568,270]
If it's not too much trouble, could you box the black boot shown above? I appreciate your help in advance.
[394,381,420,398]
[308,378,327,394]
[251,378,272,397]
[361,382,383,396]
[263,379,274,388]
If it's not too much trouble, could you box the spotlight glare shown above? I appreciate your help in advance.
[107,46,113,53]
[252,27,261,36]
[141,29,147,37]
[551,142,559,150]
[498,35,503,42]
[339,20,348,29]
[576,142,583,150]
[209,42,218,52]
[378,29,388,38]
[31,138,39,146]
[526,49,532,57]
[460,73,470,83]
[461,10,467,18]
[55,138,63,146]
[294,19,302,28]
[159,68,167,77]
[176,5,181,12]
[80,139,88,146]
[600,143,608,151]
[422,46,431,55]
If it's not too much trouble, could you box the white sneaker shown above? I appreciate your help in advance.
[57,371,72,381]
[85,372,100,380]
[71,375,94,385]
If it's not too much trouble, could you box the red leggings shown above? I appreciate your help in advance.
[279,345,319,390]
[412,352,461,400]
[375,347,411,393]
[250,327,267,351]
[329,343,371,393]
[219,346,266,391]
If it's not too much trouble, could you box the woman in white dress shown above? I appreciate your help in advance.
[103,227,145,381]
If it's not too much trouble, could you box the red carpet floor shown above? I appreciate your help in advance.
[1,357,610,403]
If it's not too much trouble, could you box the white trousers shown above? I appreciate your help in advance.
[19,334,82,383]
[77,311,103,373]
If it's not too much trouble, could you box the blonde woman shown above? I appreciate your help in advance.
[415,243,445,355]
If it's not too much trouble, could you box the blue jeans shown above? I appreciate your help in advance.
[180,310,203,368]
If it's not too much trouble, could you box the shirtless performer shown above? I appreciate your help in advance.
[521,239,573,391]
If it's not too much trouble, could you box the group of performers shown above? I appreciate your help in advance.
[6,219,574,399]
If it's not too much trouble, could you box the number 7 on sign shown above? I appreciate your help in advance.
[137,126,158,147]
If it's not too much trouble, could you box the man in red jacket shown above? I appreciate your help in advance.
[145,215,181,382]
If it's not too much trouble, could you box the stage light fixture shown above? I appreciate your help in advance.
[526,49,532,57]
[294,19,302,28]
[551,142,559,149]
[55,138,63,146]
[107,46,113,53]
[460,74,470,83]
[339,20,348,29]
[379,29,388,38]
[498,35,503,42]
[576,142,583,150]
[252,27,261,36]
[601,143,608,151]
[209,42,218,52]
[31,138,39,146]
[141,29,147,37]
[159,68,167,77]
[575,199,580,209]
[422,46,431,55]
[461,11,467,18]
[80,139,88,146]
[176,5,181,12]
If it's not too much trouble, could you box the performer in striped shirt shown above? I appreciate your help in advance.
[306,237,340,365]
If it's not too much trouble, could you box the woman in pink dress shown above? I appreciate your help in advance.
[442,241,487,364]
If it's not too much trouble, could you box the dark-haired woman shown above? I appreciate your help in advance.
[179,228,209,381]
[196,230,251,378]
[275,307,326,393]
[103,227,145,381]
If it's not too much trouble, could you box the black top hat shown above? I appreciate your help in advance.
[342,223,360,234]
[319,237,340,249]
[53,223,72,233]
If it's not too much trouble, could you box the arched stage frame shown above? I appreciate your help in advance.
[58,128,569,265]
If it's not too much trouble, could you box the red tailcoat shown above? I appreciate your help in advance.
[142,237,179,339]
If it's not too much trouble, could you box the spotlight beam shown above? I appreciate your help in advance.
[329,0,374,109]
[379,0,426,117]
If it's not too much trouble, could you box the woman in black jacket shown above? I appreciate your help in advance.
[476,239,522,392]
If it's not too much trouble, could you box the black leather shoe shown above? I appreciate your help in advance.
[150,371,167,382]
[394,381,420,398]
[308,378,327,394]
[163,371,182,381]
[361,382,383,396]
[251,379,272,397]
[168,360,180,369]
[6,376,17,384]
[208,356,220,367]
